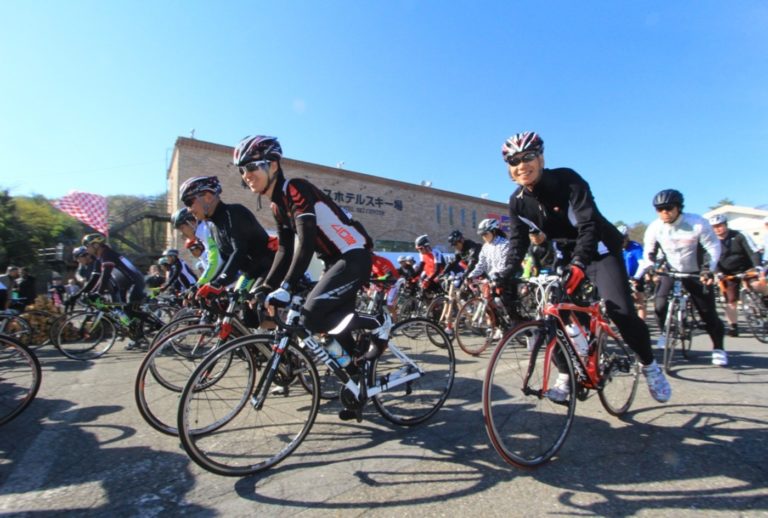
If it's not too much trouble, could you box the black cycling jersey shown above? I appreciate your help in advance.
[447,239,482,274]
[92,246,144,303]
[264,175,373,290]
[506,168,623,275]
[207,201,274,287]
[529,240,563,273]
[716,229,761,275]
[160,258,198,292]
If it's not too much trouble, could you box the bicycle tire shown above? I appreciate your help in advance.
[596,328,639,416]
[742,290,768,344]
[371,317,455,426]
[177,335,319,477]
[454,297,494,356]
[0,315,32,346]
[680,311,694,358]
[296,353,340,400]
[55,311,117,361]
[483,321,576,468]
[0,334,42,426]
[135,324,230,435]
[662,300,679,374]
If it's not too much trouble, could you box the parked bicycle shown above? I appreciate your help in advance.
[176,294,455,477]
[482,277,639,468]
[0,334,42,426]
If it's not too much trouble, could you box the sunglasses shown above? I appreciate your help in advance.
[655,204,678,212]
[182,196,198,208]
[506,151,539,167]
[239,160,270,175]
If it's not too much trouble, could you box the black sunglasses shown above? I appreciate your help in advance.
[506,151,539,167]
[655,204,678,212]
[239,160,270,175]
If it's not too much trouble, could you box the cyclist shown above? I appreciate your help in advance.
[0,266,20,310]
[171,206,221,288]
[618,225,648,321]
[527,228,563,277]
[500,131,671,403]
[157,248,198,294]
[179,176,274,305]
[370,253,401,318]
[709,214,763,337]
[234,135,390,408]
[81,233,149,349]
[447,230,481,277]
[635,189,727,366]
[185,238,206,274]
[467,219,510,281]
[413,235,446,293]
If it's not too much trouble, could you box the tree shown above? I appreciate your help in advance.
[0,190,36,267]
[709,198,735,210]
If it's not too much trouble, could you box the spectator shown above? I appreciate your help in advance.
[0,266,20,310]
[16,267,37,306]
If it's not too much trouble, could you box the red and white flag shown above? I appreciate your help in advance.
[51,191,109,236]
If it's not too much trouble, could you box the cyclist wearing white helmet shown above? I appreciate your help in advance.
[501,131,671,403]
[709,214,763,336]
[467,219,510,281]
[158,248,198,294]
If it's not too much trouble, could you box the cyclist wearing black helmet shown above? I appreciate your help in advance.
[170,206,220,287]
[179,176,275,299]
[635,189,726,365]
[157,248,198,294]
[446,229,481,277]
[235,135,390,403]
[501,131,671,403]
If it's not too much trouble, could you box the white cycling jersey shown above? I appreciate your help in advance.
[468,235,510,279]
[635,212,721,277]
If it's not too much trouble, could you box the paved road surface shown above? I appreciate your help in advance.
[1,319,767,517]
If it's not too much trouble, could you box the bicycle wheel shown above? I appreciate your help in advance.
[596,329,639,416]
[296,353,340,400]
[178,335,320,477]
[742,290,768,343]
[662,300,679,374]
[135,325,225,435]
[371,317,455,426]
[454,297,494,356]
[0,335,42,425]
[55,311,117,360]
[0,315,32,346]
[680,312,694,359]
[483,321,577,468]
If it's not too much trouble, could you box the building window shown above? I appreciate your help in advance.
[472,210,477,229]
[448,206,454,226]
[436,204,441,224]
[461,208,466,226]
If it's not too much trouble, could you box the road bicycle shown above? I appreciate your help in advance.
[54,295,164,360]
[135,290,342,436]
[720,269,768,343]
[657,271,700,374]
[483,278,639,468]
[176,294,455,477]
[0,334,42,426]
[454,278,519,356]
[426,273,473,341]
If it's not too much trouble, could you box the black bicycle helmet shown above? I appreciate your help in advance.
[415,235,430,248]
[447,230,463,245]
[652,189,684,209]
[233,135,283,166]
[171,207,196,228]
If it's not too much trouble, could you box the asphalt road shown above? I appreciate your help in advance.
[1,317,767,517]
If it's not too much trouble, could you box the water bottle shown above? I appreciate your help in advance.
[566,322,589,357]
[115,309,131,327]
[324,338,351,368]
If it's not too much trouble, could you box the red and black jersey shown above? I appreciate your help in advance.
[265,175,373,289]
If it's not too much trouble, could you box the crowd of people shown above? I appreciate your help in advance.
[5,131,768,413]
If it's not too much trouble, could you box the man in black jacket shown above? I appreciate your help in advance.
[500,131,671,403]
[710,214,763,336]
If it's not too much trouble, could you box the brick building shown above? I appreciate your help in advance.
[166,136,508,257]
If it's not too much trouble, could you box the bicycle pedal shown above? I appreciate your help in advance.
[338,408,363,422]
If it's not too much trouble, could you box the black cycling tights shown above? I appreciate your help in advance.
[654,276,725,350]
[301,248,377,354]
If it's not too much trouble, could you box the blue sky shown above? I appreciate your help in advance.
[1,1,766,225]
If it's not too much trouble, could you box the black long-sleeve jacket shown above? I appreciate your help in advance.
[208,201,274,287]
[504,168,623,277]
